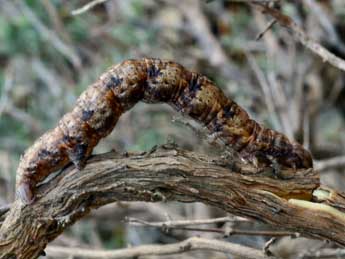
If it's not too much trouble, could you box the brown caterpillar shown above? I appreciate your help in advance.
[16,58,313,204]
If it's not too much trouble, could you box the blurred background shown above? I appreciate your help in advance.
[0,0,345,258]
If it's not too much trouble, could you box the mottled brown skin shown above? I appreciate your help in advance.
[16,58,313,204]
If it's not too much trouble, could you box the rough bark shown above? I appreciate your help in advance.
[1,145,344,258]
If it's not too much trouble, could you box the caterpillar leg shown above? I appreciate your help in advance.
[267,156,282,177]
[59,113,95,171]
[266,155,297,180]
[66,142,89,170]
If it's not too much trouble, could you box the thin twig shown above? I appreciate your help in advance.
[163,226,295,237]
[315,156,345,171]
[245,51,282,131]
[45,236,277,259]
[126,216,248,227]
[256,19,277,41]
[126,216,296,237]
[253,3,345,72]
[253,10,295,138]
[71,0,110,16]
[303,0,345,54]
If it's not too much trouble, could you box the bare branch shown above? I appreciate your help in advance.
[315,156,345,171]
[126,216,297,237]
[303,0,345,54]
[254,3,345,72]
[125,216,248,228]
[45,236,276,259]
[1,146,345,258]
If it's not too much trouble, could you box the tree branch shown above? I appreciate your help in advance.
[45,236,276,259]
[1,145,345,258]
[125,216,248,228]
[127,216,297,237]
[315,155,345,171]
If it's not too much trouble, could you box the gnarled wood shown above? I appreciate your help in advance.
[3,145,345,259]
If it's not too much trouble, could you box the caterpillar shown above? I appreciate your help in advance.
[16,58,313,204]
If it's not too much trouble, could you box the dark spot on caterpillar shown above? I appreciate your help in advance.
[178,90,192,107]
[112,76,123,86]
[62,134,72,146]
[189,76,202,92]
[81,110,94,121]
[27,164,38,172]
[189,75,202,96]
[105,82,112,89]
[223,104,235,119]
[147,65,162,78]
[106,76,123,89]
[213,121,223,132]
[38,149,51,158]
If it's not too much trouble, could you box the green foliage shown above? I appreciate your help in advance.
[66,16,91,43]
[0,16,41,56]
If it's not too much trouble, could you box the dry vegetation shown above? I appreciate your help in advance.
[1,0,345,258]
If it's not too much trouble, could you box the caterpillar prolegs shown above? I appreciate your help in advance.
[16,58,313,204]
